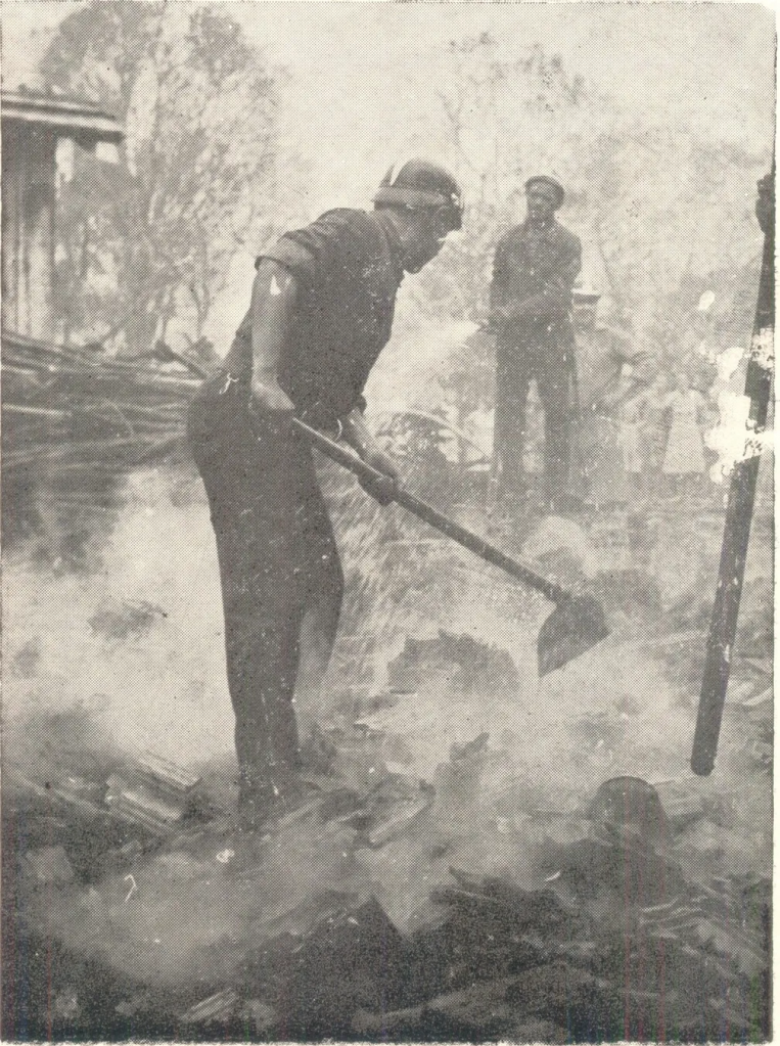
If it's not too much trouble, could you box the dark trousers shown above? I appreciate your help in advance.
[494,336,574,507]
[187,376,343,804]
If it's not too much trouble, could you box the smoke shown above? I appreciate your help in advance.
[4,450,773,995]
[3,467,235,775]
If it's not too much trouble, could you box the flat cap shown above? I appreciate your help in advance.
[525,175,565,207]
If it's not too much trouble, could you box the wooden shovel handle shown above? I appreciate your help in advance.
[293,417,569,605]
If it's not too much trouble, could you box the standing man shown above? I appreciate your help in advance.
[490,176,581,514]
[188,160,463,828]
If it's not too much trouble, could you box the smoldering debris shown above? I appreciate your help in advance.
[21,846,76,887]
[387,630,520,696]
[105,752,203,834]
[180,988,242,1032]
[2,478,773,1042]
[3,722,771,1042]
[88,598,168,641]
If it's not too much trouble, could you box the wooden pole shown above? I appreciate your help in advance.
[691,170,774,776]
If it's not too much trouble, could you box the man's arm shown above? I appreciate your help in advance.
[588,343,657,413]
[341,407,400,505]
[624,348,658,387]
[553,232,582,294]
[251,250,398,502]
[248,258,298,415]
[514,232,582,319]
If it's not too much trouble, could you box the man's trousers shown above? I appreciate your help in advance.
[494,336,574,509]
[187,375,343,808]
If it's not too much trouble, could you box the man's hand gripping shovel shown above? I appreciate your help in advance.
[293,418,609,677]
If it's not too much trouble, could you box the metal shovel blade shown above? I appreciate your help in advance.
[537,594,610,677]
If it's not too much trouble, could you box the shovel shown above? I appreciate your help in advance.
[293,418,609,676]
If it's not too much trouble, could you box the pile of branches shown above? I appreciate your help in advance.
[2,332,203,549]
[3,332,202,474]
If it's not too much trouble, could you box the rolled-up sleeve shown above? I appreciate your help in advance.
[257,236,317,283]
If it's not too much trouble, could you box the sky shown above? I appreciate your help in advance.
[3,1,775,199]
[2,0,775,341]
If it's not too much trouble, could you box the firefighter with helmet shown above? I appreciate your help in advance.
[188,159,463,827]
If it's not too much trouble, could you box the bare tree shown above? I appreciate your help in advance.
[43,3,281,354]
[422,33,767,341]
[396,33,769,450]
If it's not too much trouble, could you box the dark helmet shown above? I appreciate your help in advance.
[374,159,463,230]
[525,175,565,208]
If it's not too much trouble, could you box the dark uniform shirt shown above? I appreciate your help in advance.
[491,218,581,343]
[223,209,405,428]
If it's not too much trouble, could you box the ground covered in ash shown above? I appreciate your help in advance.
[2,463,772,1042]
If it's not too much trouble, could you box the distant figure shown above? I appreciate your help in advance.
[490,175,581,514]
[618,391,646,496]
[570,289,657,509]
[661,371,708,498]
[639,373,672,500]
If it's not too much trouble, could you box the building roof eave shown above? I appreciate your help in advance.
[1,91,124,145]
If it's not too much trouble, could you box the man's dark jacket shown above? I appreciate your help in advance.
[490,218,581,346]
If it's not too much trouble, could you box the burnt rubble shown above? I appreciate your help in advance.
[2,742,770,1043]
